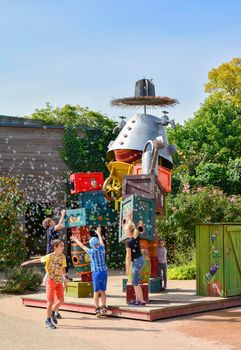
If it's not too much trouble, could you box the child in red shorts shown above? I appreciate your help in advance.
[21,239,67,329]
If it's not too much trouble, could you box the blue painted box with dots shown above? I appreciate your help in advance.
[78,190,117,226]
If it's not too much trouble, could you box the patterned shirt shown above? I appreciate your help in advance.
[41,253,67,284]
[86,246,107,273]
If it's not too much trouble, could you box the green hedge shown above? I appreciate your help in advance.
[168,264,196,280]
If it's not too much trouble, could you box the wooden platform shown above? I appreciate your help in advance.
[22,272,241,322]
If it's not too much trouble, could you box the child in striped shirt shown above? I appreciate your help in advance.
[70,226,108,317]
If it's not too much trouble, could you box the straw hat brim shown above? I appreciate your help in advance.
[111,96,179,108]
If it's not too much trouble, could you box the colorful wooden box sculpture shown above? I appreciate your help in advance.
[133,164,172,193]
[196,223,241,297]
[119,194,155,242]
[122,174,166,215]
[70,172,104,194]
[65,281,93,298]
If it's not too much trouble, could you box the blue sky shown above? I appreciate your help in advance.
[0,0,241,124]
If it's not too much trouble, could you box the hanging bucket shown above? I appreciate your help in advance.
[142,140,158,175]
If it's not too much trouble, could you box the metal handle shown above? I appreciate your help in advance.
[143,140,154,154]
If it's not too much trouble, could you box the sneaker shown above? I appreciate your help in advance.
[51,312,58,325]
[101,306,108,316]
[128,300,140,305]
[55,311,62,319]
[95,308,101,317]
[136,301,146,306]
[45,319,56,329]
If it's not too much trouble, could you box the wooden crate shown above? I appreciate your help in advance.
[122,174,166,215]
[119,194,155,242]
[149,277,162,293]
[70,172,104,194]
[126,284,149,303]
[133,164,172,192]
[65,281,93,298]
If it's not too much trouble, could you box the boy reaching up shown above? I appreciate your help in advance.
[42,209,66,255]
[70,226,108,317]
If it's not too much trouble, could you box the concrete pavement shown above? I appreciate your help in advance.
[0,293,240,350]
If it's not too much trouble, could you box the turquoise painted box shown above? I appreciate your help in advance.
[149,277,162,293]
[119,194,155,243]
[64,209,86,228]
[122,278,128,292]
[78,190,108,209]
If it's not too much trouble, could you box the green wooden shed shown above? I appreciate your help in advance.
[196,223,241,297]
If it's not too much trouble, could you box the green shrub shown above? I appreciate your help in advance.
[168,264,196,280]
[157,187,241,265]
[0,177,27,269]
[2,267,43,294]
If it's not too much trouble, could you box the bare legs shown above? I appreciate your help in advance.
[134,285,145,302]
[46,298,63,318]
[94,291,107,308]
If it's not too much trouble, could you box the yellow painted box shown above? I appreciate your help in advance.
[65,281,93,298]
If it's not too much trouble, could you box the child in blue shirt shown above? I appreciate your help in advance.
[70,226,108,317]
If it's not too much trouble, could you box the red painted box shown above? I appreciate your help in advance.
[126,284,149,304]
[150,256,159,278]
[133,165,172,193]
[81,272,92,282]
[70,172,104,194]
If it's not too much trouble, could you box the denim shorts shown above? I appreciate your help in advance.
[132,255,145,286]
[92,271,107,292]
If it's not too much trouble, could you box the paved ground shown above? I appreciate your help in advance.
[0,293,241,350]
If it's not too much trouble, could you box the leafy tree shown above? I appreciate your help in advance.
[0,177,27,269]
[204,58,241,107]
[168,99,241,194]
[157,187,241,264]
[28,103,116,176]
[29,103,115,129]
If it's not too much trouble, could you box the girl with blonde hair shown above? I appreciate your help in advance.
[125,218,146,305]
